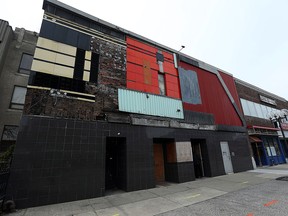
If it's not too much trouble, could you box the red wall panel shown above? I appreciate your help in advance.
[218,71,243,114]
[180,61,242,126]
[126,37,181,98]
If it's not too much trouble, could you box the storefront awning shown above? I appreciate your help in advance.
[249,136,262,143]
[247,125,279,131]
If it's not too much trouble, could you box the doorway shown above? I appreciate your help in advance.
[251,142,263,166]
[153,144,165,183]
[105,137,126,192]
[191,139,206,178]
[153,138,175,184]
[220,141,234,174]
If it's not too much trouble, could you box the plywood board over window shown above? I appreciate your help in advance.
[143,59,152,85]
[179,67,201,105]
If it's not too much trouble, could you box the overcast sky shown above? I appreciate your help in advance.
[1,0,288,100]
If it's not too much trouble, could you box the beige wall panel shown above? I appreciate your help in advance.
[31,60,55,75]
[37,37,58,51]
[55,53,75,67]
[37,37,76,56]
[54,65,74,78]
[85,51,92,60]
[57,43,76,56]
[83,71,90,81]
[84,60,91,71]
[34,48,56,63]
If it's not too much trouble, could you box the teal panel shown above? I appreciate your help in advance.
[118,89,184,119]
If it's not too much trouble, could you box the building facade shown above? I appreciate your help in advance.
[7,0,253,208]
[0,20,37,153]
[235,78,288,166]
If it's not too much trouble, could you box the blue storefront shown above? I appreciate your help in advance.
[249,126,286,166]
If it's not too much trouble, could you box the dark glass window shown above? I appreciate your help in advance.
[29,72,85,93]
[90,52,99,83]
[73,48,85,80]
[19,53,33,75]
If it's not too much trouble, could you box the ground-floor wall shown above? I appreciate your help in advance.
[7,115,253,208]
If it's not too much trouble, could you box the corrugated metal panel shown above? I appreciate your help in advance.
[0,20,9,43]
[118,89,184,119]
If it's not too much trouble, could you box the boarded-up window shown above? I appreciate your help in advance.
[143,60,151,84]
[179,67,201,104]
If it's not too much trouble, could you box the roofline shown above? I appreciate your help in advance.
[43,0,233,77]
[234,78,287,102]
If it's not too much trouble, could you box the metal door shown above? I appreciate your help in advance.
[220,142,234,174]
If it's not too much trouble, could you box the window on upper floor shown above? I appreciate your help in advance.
[10,86,27,110]
[240,98,283,121]
[158,73,166,96]
[19,53,33,75]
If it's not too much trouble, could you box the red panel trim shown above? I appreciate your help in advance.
[247,125,279,131]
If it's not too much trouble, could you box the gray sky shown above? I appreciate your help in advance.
[1,0,288,100]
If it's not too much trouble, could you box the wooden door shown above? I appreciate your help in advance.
[154,144,165,183]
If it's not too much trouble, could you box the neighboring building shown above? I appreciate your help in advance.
[7,0,252,208]
[0,20,37,153]
[235,78,288,167]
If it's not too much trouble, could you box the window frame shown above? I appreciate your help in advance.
[9,85,27,110]
[158,73,166,96]
[18,53,33,75]
[1,125,19,141]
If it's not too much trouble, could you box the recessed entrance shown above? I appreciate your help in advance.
[191,139,208,178]
[153,138,175,185]
[105,137,126,192]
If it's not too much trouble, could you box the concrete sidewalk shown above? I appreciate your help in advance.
[7,164,288,216]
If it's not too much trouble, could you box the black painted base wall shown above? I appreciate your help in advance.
[7,116,253,208]
[165,162,195,183]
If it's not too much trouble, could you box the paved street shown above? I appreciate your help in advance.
[7,164,288,216]
[158,180,288,216]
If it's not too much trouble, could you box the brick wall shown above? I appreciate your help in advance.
[24,37,126,120]
[235,80,288,127]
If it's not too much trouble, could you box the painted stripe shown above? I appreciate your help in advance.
[185,194,201,199]
[27,85,51,91]
[264,200,278,207]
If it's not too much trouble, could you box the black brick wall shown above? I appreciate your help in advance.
[7,115,253,208]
